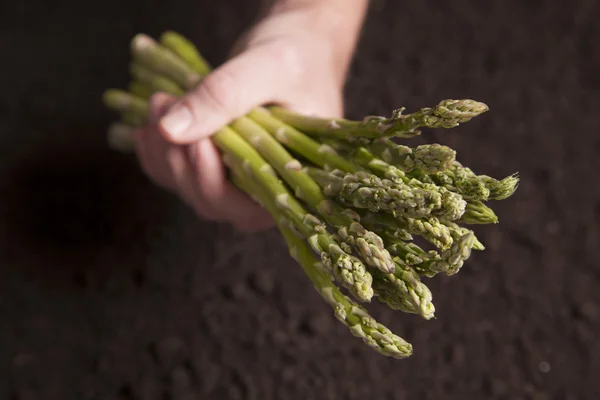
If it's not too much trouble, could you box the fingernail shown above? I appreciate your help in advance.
[160,104,192,138]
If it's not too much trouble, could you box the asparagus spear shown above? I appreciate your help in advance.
[459,200,499,224]
[130,34,203,90]
[269,99,489,141]
[129,62,185,96]
[306,168,446,218]
[128,80,154,99]
[229,162,413,359]
[159,30,212,76]
[249,107,362,173]
[367,140,456,174]
[411,165,519,201]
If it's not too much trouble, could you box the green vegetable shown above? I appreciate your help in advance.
[100,31,519,359]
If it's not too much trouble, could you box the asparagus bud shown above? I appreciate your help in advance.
[269,99,489,141]
[480,173,520,200]
[308,168,447,219]
[372,263,435,319]
[459,201,499,224]
[368,141,456,174]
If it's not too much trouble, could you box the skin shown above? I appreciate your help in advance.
[132,0,369,232]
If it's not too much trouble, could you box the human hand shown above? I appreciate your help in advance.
[132,0,368,232]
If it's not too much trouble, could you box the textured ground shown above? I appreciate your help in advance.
[1,0,599,399]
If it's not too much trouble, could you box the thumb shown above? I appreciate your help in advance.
[158,42,300,143]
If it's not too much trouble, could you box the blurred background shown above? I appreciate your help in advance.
[1,0,598,399]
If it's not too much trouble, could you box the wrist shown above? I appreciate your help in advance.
[268,0,369,81]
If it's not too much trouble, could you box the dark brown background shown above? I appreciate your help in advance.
[1,0,599,399]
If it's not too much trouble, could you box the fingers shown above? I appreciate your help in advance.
[158,42,301,143]
[133,93,178,190]
[186,140,274,228]
[133,93,274,231]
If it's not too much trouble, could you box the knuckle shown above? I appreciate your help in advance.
[148,93,171,119]
[195,68,239,116]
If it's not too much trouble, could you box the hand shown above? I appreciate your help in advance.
[132,1,367,232]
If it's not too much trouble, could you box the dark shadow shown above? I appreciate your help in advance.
[0,120,175,291]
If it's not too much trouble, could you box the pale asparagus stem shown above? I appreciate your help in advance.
[222,153,374,301]
[269,99,489,141]
[229,117,325,207]
[228,160,412,359]
[121,110,146,127]
[459,200,499,224]
[128,80,154,99]
[229,117,396,275]
[102,89,149,117]
[307,168,445,218]
[368,140,456,174]
[107,123,134,153]
[130,34,202,90]
[129,62,185,96]
[159,30,212,76]
[248,107,362,173]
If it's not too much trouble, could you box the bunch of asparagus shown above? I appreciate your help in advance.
[102,31,518,359]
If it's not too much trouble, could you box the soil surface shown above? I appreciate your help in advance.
[1,0,599,399]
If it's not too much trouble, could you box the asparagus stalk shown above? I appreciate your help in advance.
[306,168,447,218]
[228,117,396,275]
[367,140,457,174]
[130,34,202,91]
[229,163,413,359]
[459,200,499,224]
[159,30,212,76]
[128,80,154,99]
[269,99,489,141]
[411,166,519,202]
[248,107,362,173]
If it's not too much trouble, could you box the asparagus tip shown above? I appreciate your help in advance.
[488,172,520,200]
